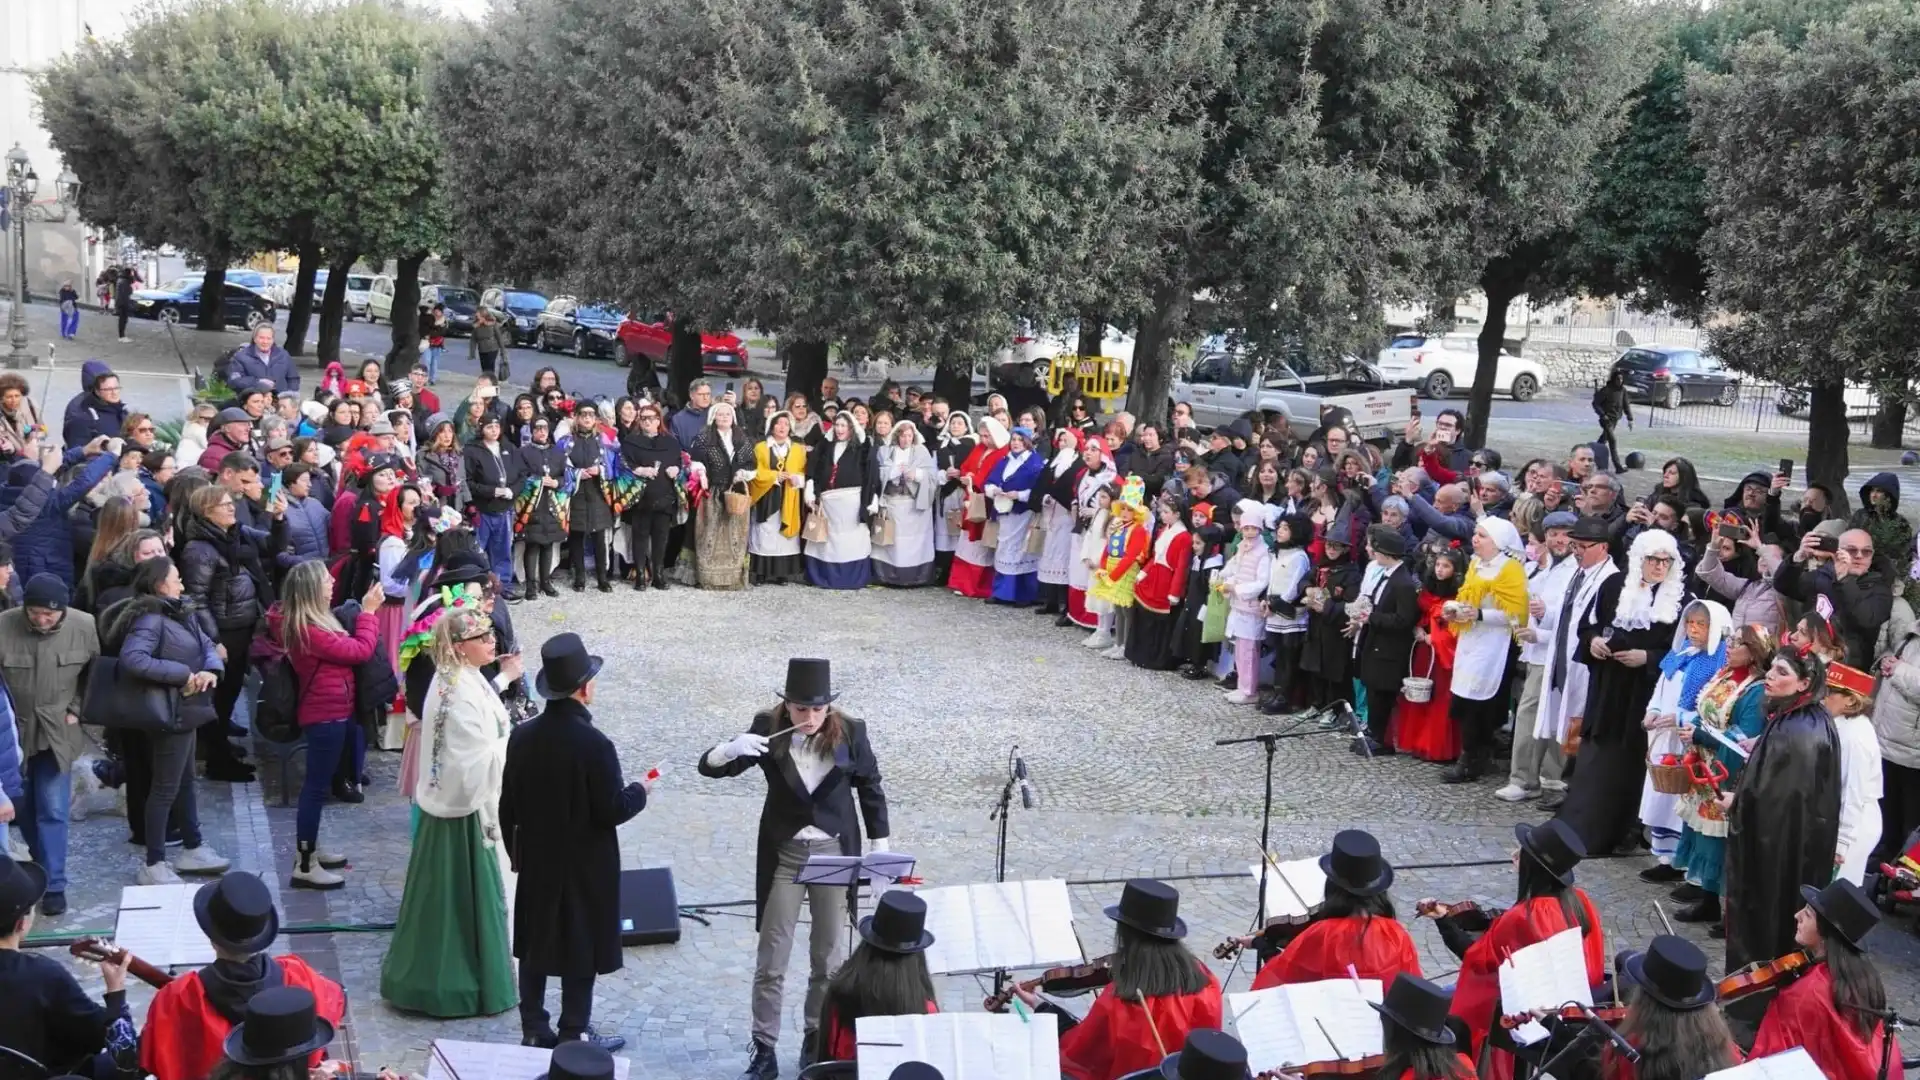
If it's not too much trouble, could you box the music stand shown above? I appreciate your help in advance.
[795,852,919,947]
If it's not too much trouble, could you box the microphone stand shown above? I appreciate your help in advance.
[1215,718,1320,987]
[987,744,1021,1001]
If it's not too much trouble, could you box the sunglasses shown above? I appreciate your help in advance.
[1842,545,1874,557]
[458,628,496,643]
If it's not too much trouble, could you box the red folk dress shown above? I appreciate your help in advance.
[1449,893,1605,1080]
[140,956,346,1080]
[1133,526,1191,614]
[1752,962,1902,1080]
[1392,592,1460,762]
[1250,914,1424,990]
[1059,966,1224,1080]
[946,442,1008,598]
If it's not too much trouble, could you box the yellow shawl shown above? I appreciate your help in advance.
[750,440,807,538]
[1452,554,1530,637]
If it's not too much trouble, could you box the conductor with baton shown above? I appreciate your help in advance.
[700,657,892,1080]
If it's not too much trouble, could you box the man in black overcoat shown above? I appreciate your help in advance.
[1353,524,1421,755]
[499,632,650,1050]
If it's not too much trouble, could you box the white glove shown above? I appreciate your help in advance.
[869,836,891,854]
[714,732,769,764]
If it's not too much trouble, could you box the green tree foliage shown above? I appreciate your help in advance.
[1692,3,1920,506]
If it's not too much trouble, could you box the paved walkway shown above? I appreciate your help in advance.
[16,582,1920,1077]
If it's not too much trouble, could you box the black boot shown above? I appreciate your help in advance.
[1638,863,1686,884]
[1674,894,1721,923]
[1441,749,1487,784]
[739,1040,777,1080]
[539,547,558,597]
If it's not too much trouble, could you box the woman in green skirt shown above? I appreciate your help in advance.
[381,606,518,1017]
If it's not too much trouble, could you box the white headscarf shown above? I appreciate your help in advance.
[977,415,1010,450]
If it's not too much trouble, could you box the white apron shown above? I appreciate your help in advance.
[992,510,1040,577]
[1037,499,1078,584]
[806,487,872,565]
[874,496,936,574]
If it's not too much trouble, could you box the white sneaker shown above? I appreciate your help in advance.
[292,859,345,890]
[117,336,131,343]
[1101,644,1127,660]
[174,845,232,875]
[138,862,183,885]
[1083,631,1113,650]
[316,849,349,869]
[1493,784,1538,802]
[1224,689,1257,705]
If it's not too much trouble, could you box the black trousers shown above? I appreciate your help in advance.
[1877,759,1920,863]
[1266,631,1305,702]
[567,529,610,586]
[522,542,554,589]
[207,628,253,770]
[1596,420,1622,471]
[626,507,673,581]
[116,308,130,337]
[518,967,594,1039]
[1363,681,1400,744]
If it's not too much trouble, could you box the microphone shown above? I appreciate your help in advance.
[1573,1003,1639,1063]
[1014,754,1037,810]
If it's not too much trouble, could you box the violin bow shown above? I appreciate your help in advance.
[1653,900,1675,936]
[1259,846,1312,915]
[1136,991,1169,1060]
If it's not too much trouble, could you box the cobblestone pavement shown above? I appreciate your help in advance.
[19,583,1920,1077]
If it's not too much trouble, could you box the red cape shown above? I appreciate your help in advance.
[1060,966,1223,1080]
[1251,914,1423,990]
[957,443,1008,542]
[141,956,345,1080]
[1753,963,1900,1080]
[1450,892,1605,1076]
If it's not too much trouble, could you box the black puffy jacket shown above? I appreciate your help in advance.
[619,430,682,512]
[177,516,263,635]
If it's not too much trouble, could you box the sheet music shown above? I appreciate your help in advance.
[1704,1048,1824,1080]
[1497,926,1593,1015]
[425,1039,633,1080]
[1227,978,1384,1071]
[1245,858,1328,921]
[855,1013,1059,1080]
[114,884,214,968]
[1702,724,1752,760]
[912,879,1081,975]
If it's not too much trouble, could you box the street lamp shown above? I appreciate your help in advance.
[6,144,82,370]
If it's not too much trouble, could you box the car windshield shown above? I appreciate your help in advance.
[504,291,547,308]
[1387,335,1425,350]
[153,278,199,293]
[578,305,623,320]
[347,276,374,290]
[437,288,480,305]
[1619,349,1669,368]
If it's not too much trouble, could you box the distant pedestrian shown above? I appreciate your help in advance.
[1591,369,1631,474]
[469,308,507,380]
[113,265,141,342]
[56,281,79,340]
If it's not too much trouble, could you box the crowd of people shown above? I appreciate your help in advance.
[0,331,1916,1080]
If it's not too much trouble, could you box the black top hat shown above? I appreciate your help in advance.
[1105,879,1187,940]
[536,632,604,699]
[0,854,46,925]
[1366,524,1406,558]
[1569,516,1613,544]
[1514,820,1586,885]
[858,891,935,954]
[194,872,280,955]
[778,657,838,707]
[1371,973,1457,1045]
[223,987,335,1066]
[889,1064,945,1080]
[432,550,491,587]
[1618,935,1715,1010]
[1320,830,1394,897]
[1801,879,1881,951]
[1158,1029,1252,1080]
[534,1040,617,1080]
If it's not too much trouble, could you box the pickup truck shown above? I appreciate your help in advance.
[1172,350,1416,443]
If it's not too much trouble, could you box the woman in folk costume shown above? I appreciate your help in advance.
[984,424,1047,606]
[690,400,757,590]
[1559,527,1686,856]
[1751,879,1902,1080]
[512,415,568,598]
[375,485,427,700]
[871,418,938,586]
[1392,548,1464,762]
[1086,477,1152,658]
[946,414,1009,598]
[1064,436,1117,629]
[1669,622,1771,927]
[1220,498,1273,706]
[1425,819,1605,1079]
[805,412,877,589]
[380,607,517,1019]
[1441,518,1532,783]
[748,411,808,585]
[1126,493,1191,671]
[557,402,621,592]
[931,412,976,581]
[1823,662,1884,887]
[1035,427,1087,616]
[1636,599,1730,881]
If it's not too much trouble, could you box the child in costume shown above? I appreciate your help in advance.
[1086,476,1152,659]
[1077,482,1119,645]
[1219,498,1273,705]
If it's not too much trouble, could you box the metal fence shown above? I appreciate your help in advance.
[1520,320,1705,351]
[1641,378,1920,439]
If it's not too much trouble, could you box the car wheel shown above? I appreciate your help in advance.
[573,332,589,358]
[1509,374,1538,402]
[157,305,180,325]
[537,331,552,353]
[1031,358,1052,386]
[1421,371,1453,399]
[1658,384,1681,409]
[1715,382,1737,407]
[245,309,270,331]
[613,341,632,367]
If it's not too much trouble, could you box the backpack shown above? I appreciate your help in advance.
[253,654,309,744]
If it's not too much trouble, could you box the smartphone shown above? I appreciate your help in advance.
[1716,523,1746,541]
[265,471,283,503]
[1817,534,1839,553]
[726,381,735,394]
[1778,458,1794,481]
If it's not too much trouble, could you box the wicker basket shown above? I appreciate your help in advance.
[1648,754,1693,796]
[1401,650,1436,703]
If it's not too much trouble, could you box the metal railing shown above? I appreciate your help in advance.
[1641,378,1920,440]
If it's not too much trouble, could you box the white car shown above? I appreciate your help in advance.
[365,275,430,324]
[992,321,1137,382]
[313,270,375,319]
[1374,333,1544,401]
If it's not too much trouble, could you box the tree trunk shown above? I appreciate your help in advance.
[446,251,466,288]
[784,339,831,408]
[284,245,320,357]
[931,362,973,411]
[666,323,704,403]
[1807,381,1852,515]
[1124,279,1190,429]
[1077,313,1105,359]
[195,252,229,332]
[316,251,356,368]
[1467,278,1522,450]
[386,251,427,379]
[1870,397,1907,450]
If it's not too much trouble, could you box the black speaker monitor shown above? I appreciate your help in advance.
[618,866,682,946]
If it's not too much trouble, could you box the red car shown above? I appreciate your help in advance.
[612,313,751,373]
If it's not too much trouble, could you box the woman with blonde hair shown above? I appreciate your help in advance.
[381,606,517,1018]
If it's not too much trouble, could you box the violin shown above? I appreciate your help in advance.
[1414,899,1482,920]
[1256,1054,1387,1078]
[68,937,173,989]
[1716,948,1814,1002]
[982,955,1114,1012]
[1499,1004,1626,1029]
[1213,914,1318,960]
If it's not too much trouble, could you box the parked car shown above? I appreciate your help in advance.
[128,278,276,330]
[1611,345,1740,408]
[1172,349,1414,443]
[533,297,625,357]
[1774,380,1884,418]
[1374,333,1543,401]
[479,287,551,346]
[611,313,750,373]
[992,321,1137,384]
[425,285,481,337]
[177,269,270,293]
[313,270,375,319]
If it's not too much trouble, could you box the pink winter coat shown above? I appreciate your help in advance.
[266,604,380,725]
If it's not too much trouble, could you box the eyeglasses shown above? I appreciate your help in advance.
[1643,555,1675,565]
[458,628,496,643]
[1582,483,1610,492]
[133,425,155,434]
[1842,545,1874,557]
